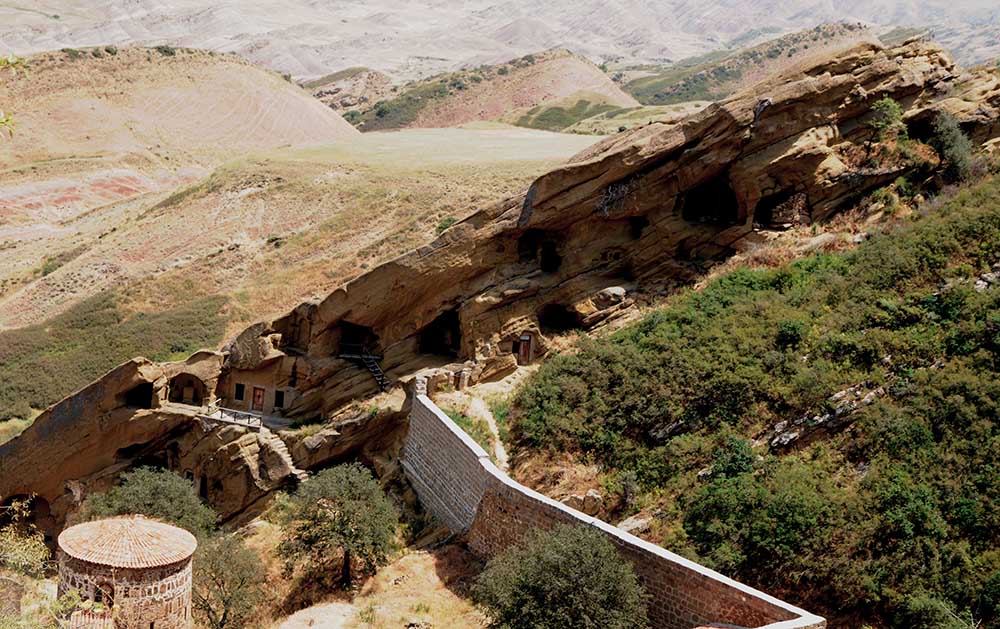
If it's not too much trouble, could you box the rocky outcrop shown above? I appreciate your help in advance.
[3,40,999,537]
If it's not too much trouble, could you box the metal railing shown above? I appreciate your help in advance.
[198,403,264,431]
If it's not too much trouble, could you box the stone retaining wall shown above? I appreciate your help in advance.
[402,392,826,629]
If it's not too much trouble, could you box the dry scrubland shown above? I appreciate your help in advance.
[0,46,600,428]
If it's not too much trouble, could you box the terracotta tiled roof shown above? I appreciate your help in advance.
[58,515,197,569]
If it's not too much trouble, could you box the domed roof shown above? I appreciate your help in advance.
[58,515,197,569]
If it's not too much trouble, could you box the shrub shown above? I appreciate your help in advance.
[104,46,117,55]
[869,97,906,141]
[932,112,974,182]
[154,44,177,57]
[435,216,457,234]
[60,48,82,60]
[82,467,218,538]
[278,464,397,588]
[473,524,649,629]
[193,535,266,629]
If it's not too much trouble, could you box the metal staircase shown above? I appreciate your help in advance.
[339,344,390,391]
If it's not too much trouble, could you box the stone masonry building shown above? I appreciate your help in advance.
[58,516,197,629]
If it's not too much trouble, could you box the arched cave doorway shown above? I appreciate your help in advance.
[628,216,649,240]
[167,373,207,406]
[679,175,741,226]
[418,309,462,357]
[754,190,808,229]
[1,494,55,546]
[538,304,583,334]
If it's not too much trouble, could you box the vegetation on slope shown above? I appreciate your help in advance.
[623,23,869,105]
[351,54,542,131]
[510,174,1000,626]
[513,94,622,132]
[0,290,227,423]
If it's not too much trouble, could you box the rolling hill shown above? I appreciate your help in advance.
[351,50,638,131]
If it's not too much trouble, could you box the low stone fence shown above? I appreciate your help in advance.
[402,391,826,629]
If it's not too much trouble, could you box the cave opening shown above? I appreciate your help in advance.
[754,190,807,229]
[540,241,562,273]
[680,175,741,226]
[336,321,380,356]
[1,495,55,545]
[518,230,542,262]
[628,216,650,240]
[167,373,207,406]
[122,382,154,409]
[418,309,462,357]
[538,304,583,333]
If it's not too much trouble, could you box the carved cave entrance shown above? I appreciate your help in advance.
[121,382,155,409]
[336,321,381,356]
[518,230,563,273]
[167,373,207,406]
[754,190,808,229]
[680,175,741,226]
[538,304,583,334]
[418,309,462,358]
[1,495,55,545]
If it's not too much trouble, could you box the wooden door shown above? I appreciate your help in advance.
[518,334,533,365]
[252,387,265,412]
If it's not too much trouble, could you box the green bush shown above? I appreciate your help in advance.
[154,44,177,57]
[473,524,649,629]
[193,535,267,629]
[82,467,218,538]
[509,176,1000,623]
[435,216,457,234]
[932,113,974,183]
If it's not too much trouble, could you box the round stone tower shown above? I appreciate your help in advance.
[58,515,197,629]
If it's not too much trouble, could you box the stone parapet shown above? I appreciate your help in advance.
[402,394,826,629]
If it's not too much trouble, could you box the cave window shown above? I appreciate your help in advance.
[184,470,194,482]
[754,190,807,229]
[418,309,462,357]
[517,230,542,262]
[199,475,209,500]
[234,383,245,401]
[168,373,207,406]
[540,241,562,273]
[122,382,154,409]
[289,363,298,388]
[628,216,649,240]
[680,175,741,226]
[274,390,285,409]
[538,304,583,333]
[337,321,380,356]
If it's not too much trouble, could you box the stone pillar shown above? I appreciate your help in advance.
[414,376,428,397]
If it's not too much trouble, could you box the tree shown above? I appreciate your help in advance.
[192,535,266,629]
[473,524,649,629]
[82,467,217,538]
[0,55,25,137]
[278,464,397,588]
[932,112,974,182]
[869,96,906,141]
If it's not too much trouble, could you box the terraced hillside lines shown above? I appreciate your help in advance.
[0,46,358,171]
[356,50,638,131]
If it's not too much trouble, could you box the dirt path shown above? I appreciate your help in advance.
[277,602,355,628]
[466,396,509,470]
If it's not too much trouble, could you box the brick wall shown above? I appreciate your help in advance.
[402,393,826,629]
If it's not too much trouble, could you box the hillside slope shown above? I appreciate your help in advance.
[508,175,1000,628]
[354,50,638,131]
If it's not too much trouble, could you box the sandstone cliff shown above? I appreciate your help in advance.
[2,40,998,535]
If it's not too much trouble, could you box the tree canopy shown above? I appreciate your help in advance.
[473,524,649,629]
[278,464,397,588]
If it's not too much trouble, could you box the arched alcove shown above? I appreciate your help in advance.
[167,373,207,406]
[418,309,462,357]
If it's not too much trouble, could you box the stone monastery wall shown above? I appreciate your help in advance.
[402,391,826,629]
